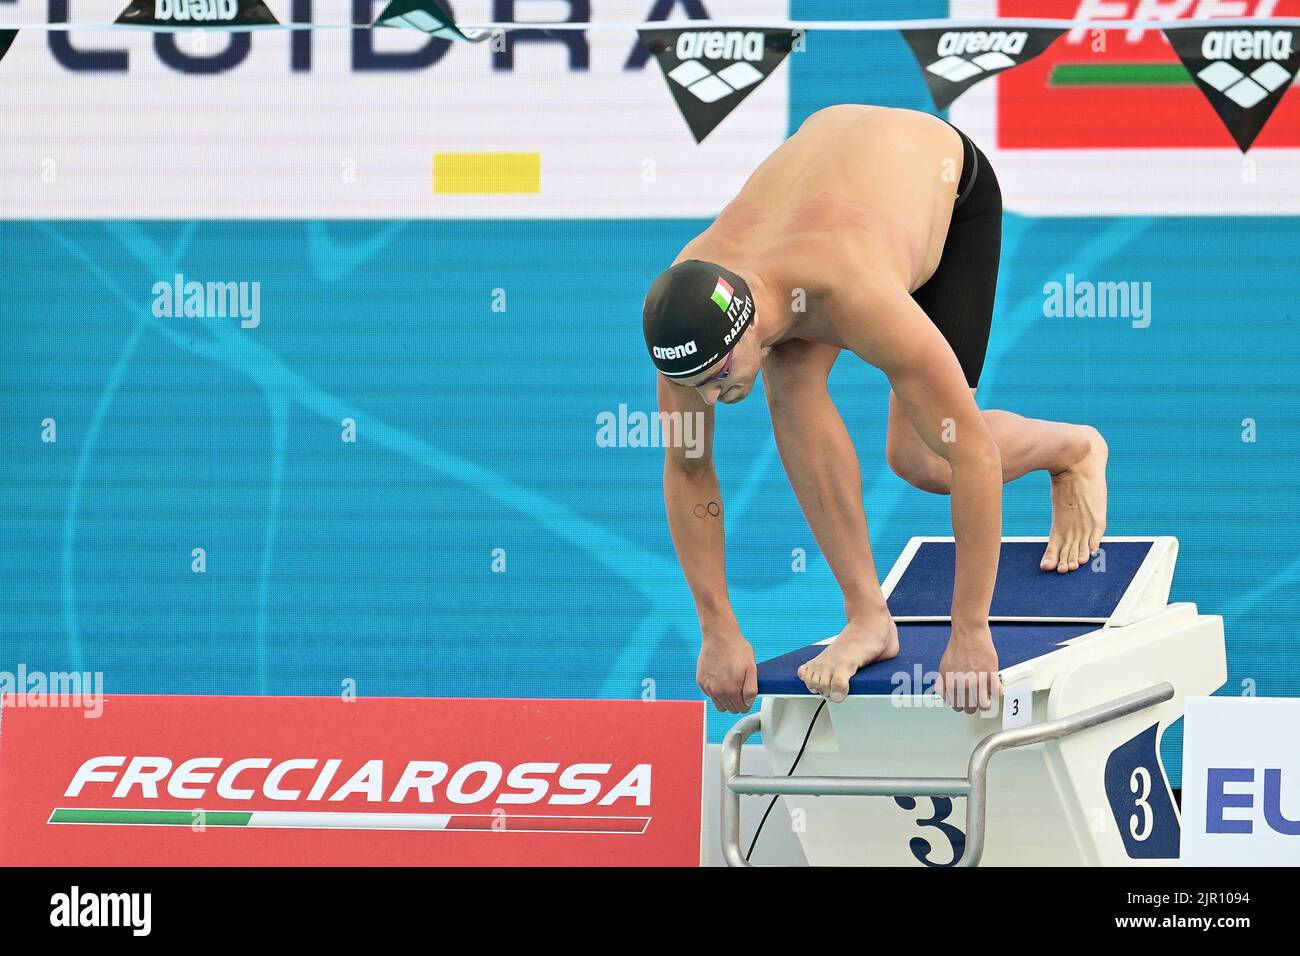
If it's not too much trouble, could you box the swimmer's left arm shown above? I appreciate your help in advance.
[835,281,1003,654]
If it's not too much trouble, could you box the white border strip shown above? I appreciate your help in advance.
[4,16,1300,32]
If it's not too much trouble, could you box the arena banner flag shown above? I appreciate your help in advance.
[1164,25,1300,152]
[373,0,490,42]
[0,694,705,866]
[640,26,796,143]
[115,0,279,27]
[902,26,1064,110]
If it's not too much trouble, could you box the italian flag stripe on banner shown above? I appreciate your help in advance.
[48,807,651,833]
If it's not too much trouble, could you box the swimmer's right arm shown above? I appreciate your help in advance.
[657,373,757,714]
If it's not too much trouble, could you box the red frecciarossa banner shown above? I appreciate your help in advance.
[0,695,704,866]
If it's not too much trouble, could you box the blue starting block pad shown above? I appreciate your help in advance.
[884,539,1151,620]
[757,537,1176,697]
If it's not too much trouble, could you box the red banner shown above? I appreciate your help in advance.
[997,0,1300,148]
[0,695,704,866]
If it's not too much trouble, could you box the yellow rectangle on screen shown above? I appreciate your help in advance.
[433,152,541,194]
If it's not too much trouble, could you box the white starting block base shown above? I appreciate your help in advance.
[722,538,1227,866]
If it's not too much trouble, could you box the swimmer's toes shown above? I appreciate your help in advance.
[1041,541,1061,571]
[809,661,831,693]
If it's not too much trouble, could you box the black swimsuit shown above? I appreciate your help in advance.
[909,121,1003,388]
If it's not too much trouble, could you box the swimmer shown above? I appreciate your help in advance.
[642,106,1108,714]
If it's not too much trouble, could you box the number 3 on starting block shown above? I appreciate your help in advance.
[1103,723,1181,859]
[1001,680,1033,730]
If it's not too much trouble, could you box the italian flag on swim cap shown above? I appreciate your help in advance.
[711,277,734,312]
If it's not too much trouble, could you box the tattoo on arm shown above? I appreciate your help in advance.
[692,501,722,519]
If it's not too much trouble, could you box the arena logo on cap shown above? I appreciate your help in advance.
[653,341,698,361]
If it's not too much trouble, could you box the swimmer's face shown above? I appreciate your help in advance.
[680,328,762,406]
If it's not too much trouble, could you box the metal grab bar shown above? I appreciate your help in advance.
[720,681,1175,867]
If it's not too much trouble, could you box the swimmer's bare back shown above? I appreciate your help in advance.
[676,105,967,349]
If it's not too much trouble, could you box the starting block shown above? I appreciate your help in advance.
[720,537,1227,866]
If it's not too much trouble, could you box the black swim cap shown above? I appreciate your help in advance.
[643,260,755,380]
